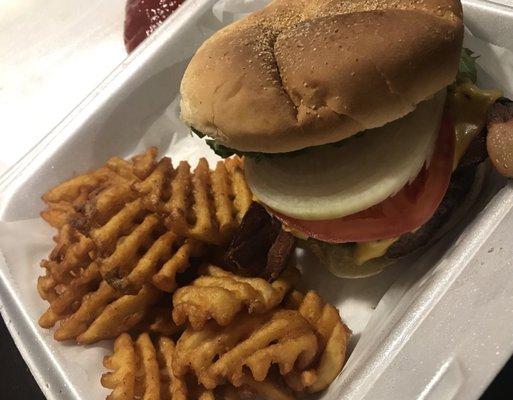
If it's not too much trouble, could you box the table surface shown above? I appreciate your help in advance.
[0,0,126,175]
[0,1,512,399]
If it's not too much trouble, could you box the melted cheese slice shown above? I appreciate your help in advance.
[448,82,501,168]
[353,237,399,266]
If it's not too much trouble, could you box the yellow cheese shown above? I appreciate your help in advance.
[353,237,399,266]
[282,224,309,240]
[447,82,501,168]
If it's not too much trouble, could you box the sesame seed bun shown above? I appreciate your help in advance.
[180,0,463,153]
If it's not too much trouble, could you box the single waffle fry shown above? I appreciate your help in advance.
[37,226,99,328]
[53,281,118,341]
[77,285,162,344]
[50,279,162,343]
[174,309,318,389]
[166,160,192,233]
[42,167,112,205]
[103,228,203,295]
[103,333,218,400]
[210,162,237,239]
[102,333,137,400]
[224,157,253,222]
[151,239,203,293]
[212,310,317,386]
[158,337,218,400]
[41,148,158,229]
[135,157,173,210]
[102,332,161,400]
[131,147,159,180]
[173,313,266,380]
[173,282,243,331]
[99,214,161,288]
[159,157,252,245]
[135,333,161,399]
[178,158,217,242]
[90,198,148,256]
[40,201,77,230]
[38,224,94,285]
[172,265,297,329]
[38,261,101,328]
[76,183,139,231]
[284,291,351,393]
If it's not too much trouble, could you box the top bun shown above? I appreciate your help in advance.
[180,0,463,153]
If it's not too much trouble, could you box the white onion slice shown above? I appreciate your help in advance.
[245,90,446,220]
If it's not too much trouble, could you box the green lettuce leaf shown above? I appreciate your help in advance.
[192,128,359,160]
[457,47,479,84]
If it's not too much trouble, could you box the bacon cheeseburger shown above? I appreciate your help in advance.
[180,0,512,277]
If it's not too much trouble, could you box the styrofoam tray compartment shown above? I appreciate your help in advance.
[1,1,513,399]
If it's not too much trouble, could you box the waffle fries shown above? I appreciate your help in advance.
[102,333,198,400]
[38,150,241,343]
[174,309,318,389]
[41,148,158,229]
[36,147,349,399]
[37,217,202,343]
[172,264,298,329]
[97,215,203,294]
[171,267,350,394]
[102,333,293,400]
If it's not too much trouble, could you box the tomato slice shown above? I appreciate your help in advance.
[272,115,456,243]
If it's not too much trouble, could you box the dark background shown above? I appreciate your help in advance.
[1,316,511,399]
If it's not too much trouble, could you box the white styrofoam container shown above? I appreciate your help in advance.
[1,0,513,399]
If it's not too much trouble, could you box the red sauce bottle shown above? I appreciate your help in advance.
[124,0,186,53]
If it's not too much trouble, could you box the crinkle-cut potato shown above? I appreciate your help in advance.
[103,333,292,400]
[173,309,318,389]
[172,264,298,330]
[138,156,252,245]
[284,290,352,392]
[41,147,158,229]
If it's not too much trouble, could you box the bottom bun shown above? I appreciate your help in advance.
[305,240,394,278]
[303,162,488,278]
